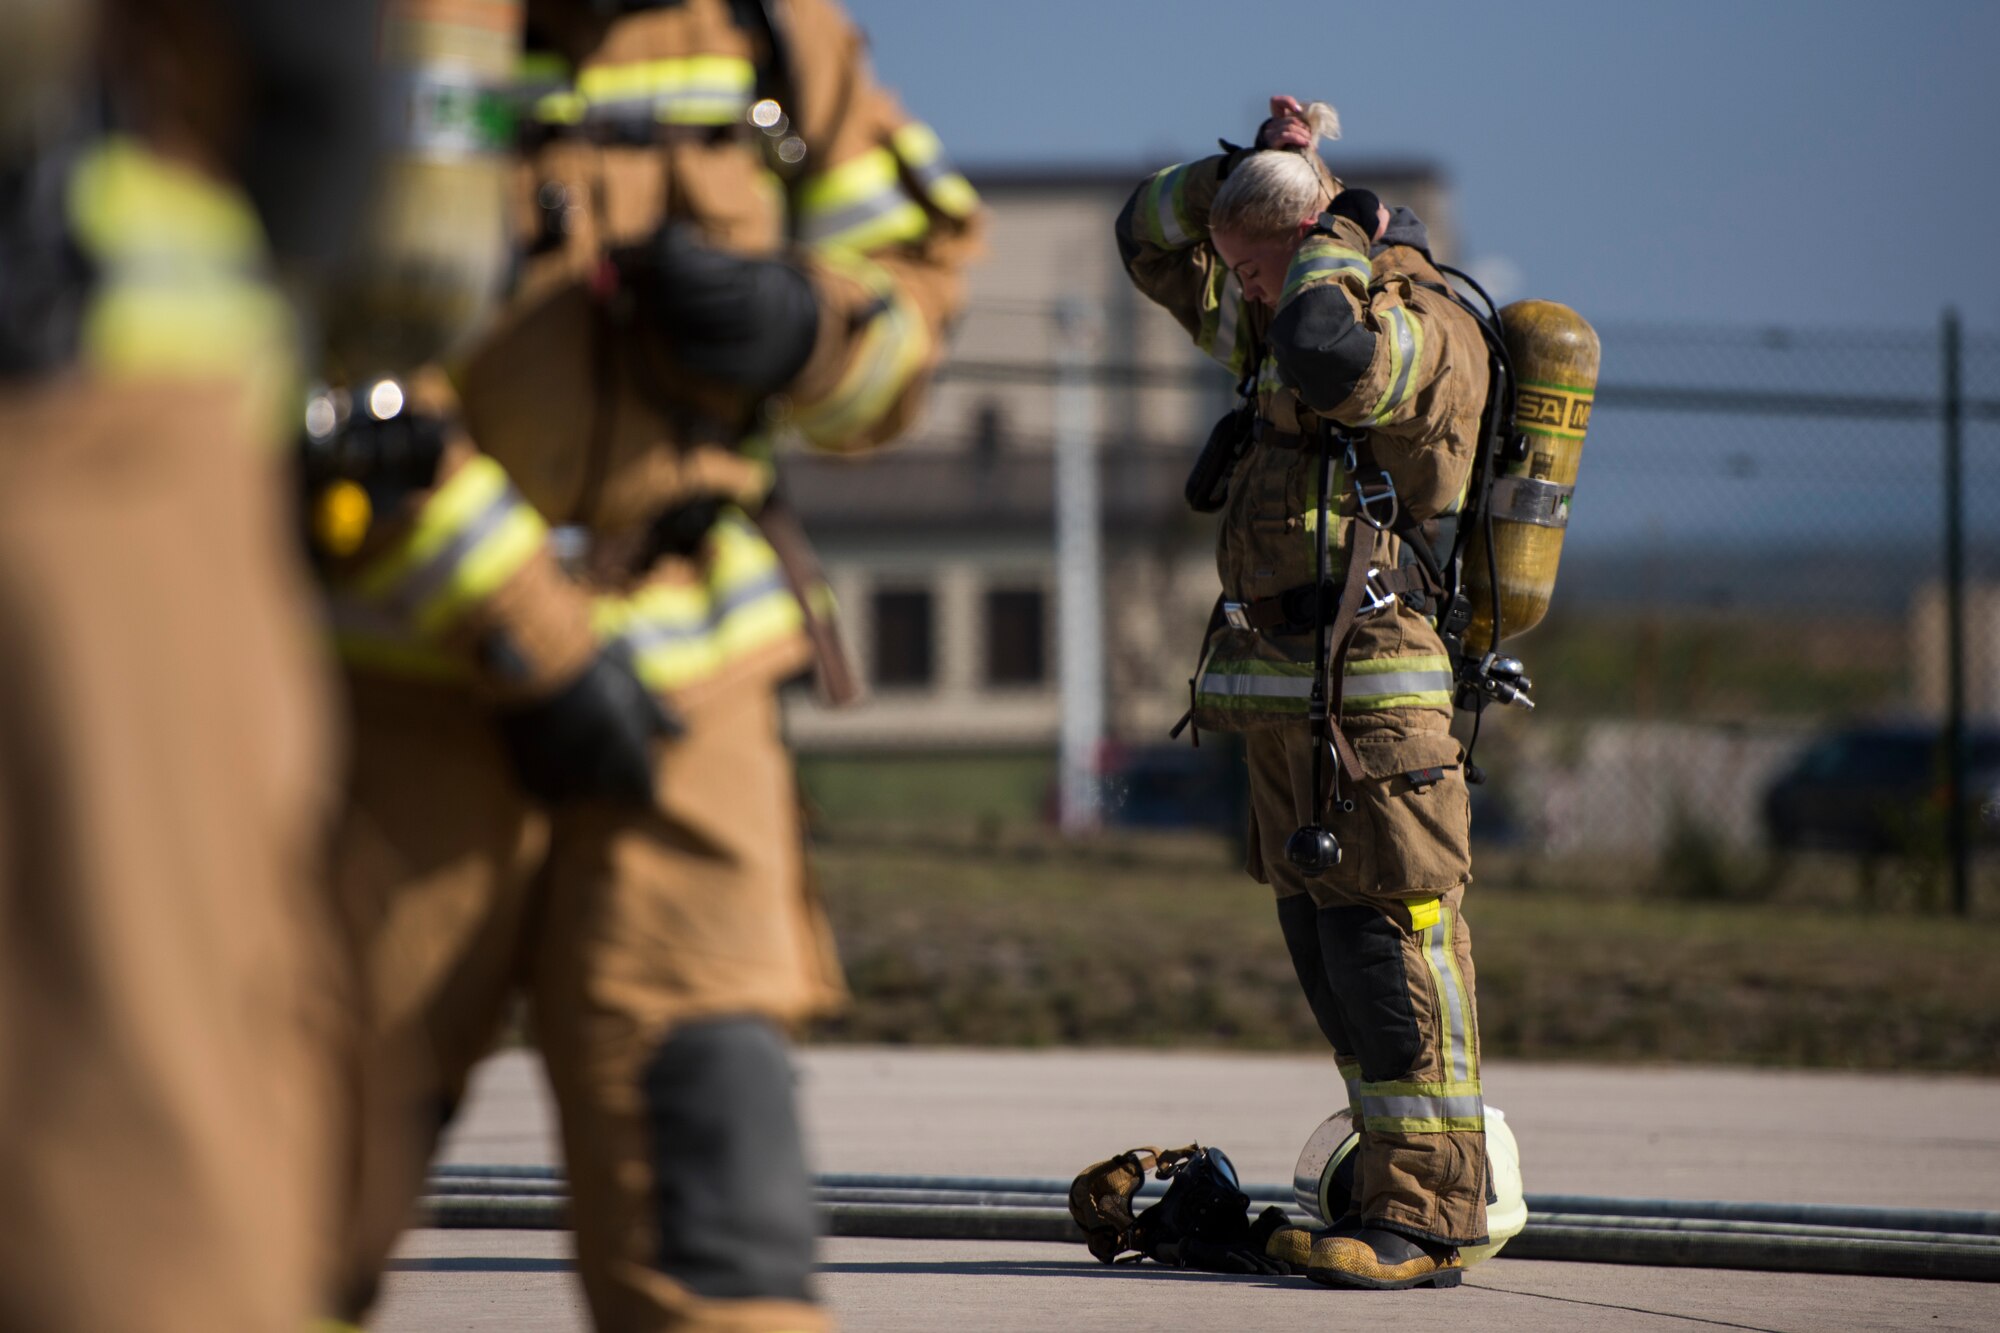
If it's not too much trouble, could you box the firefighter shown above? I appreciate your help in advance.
[321,1,982,1328]
[0,1,379,1329]
[1116,95,1489,1290]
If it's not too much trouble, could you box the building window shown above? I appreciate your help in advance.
[871,588,934,688]
[984,587,1046,687]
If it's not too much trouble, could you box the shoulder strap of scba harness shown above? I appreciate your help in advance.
[1414,264,1534,777]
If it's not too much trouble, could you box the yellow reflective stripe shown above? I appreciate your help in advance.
[534,90,586,125]
[570,55,756,125]
[1367,302,1426,424]
[415,504,543,634]
[596,515,805,692]
[890,122,979,217]
[1406,896,1441,932]
[66,138,291,380]
[1136,163,1193,248]
[793,281,932,447]
[1342,652,1452,710]
[1196,265,1251,377]
[798,145,929,252]
[1337,1060,1366,1131]
[350,456,547,635]
[354,458,508,599]
[1353,1078,1484,1134]
[1279,237,1370,308]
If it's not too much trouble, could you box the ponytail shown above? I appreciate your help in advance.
[1210,100,1341,240]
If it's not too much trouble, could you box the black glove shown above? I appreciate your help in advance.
[494,640,680,806]
[1326,187,1383,242]
[612,223,819,394]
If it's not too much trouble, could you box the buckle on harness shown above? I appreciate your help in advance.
[1359,567,1397,618]
[1222,601,1252,631]
[1353,471,1400,531]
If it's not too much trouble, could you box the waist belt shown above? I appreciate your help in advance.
[1226,565,1434,636]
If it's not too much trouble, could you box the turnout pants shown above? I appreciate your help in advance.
[0,380,341,1332]
[332,672,846,1332]
[1246,721,1488,1248]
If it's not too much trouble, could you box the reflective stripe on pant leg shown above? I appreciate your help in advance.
[1355,904,1482,1132]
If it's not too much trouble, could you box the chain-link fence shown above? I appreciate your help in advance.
[794,312,2000,913]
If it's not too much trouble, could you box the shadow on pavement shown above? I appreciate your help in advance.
[821,1259,1292,1288]
[387,1258,574,1273]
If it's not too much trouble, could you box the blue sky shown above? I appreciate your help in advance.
[849,0,2000,331]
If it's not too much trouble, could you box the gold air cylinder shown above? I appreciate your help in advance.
[1462,299,1600,649]
[322,0,521,380]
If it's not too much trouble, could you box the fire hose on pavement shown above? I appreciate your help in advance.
[420,1166,2000,1282]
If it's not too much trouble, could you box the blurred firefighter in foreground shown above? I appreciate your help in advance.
[315,1,981,1327]
[1116,96,1490,1289]
[0,1,379,1328]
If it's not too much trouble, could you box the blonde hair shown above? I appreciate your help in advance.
[1210,100,1340,240]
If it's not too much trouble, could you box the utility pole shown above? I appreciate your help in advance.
[1942,308,1969,916]
[1053,299,1104,833]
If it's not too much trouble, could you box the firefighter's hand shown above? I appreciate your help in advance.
[1257,95,1313,150]
[494,640,681,807]
[611,224,819,394]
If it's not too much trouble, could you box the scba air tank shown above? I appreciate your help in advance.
[322,0,521,381]
[1462,300,1600,649]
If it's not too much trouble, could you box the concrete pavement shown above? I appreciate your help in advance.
[372,1048,2000,1330]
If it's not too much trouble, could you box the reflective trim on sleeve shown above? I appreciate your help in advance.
[1278,236,1370,309]
[350,456,547,636]
[570,54,757,126]
[1136,163,1195,249]
[66,137,292,382]
[592,512,806,693]
[1196,265,1253,377]
[792,259,933,448]
[890,122,979,218]
[1196,658,1314,713]
[798,145,931,253]
[1342,653,1453,711]
[1353,1079,1485,1135]
[1367,302,1426,424]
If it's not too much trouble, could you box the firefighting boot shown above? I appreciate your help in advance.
[1308,1228,1464,1290]
[1264,1212,1363,1274]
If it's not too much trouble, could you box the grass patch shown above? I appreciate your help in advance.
[809,835,2000,1072]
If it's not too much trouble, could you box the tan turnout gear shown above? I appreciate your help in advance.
[329,1,981,1327]
[0,2,355,1327]
[1118,149,1490,1250]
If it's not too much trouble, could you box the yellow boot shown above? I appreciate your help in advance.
[1308,1228,1464,1290]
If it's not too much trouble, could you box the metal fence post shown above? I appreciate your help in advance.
[1943,308,1968,916]
[1053,300,1104,833]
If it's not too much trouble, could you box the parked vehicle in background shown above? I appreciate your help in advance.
[1762,723,2000,854]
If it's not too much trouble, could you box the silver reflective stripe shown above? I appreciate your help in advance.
[1202,672,1312,701]
[1358,1092,1484,1123]
[1430,910,1473,1085]
[1381,305,1418,416]
[384,489,520,621]
[1341,668,1451,700]
[1292,253,1369,285]
[799,190,912,246]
